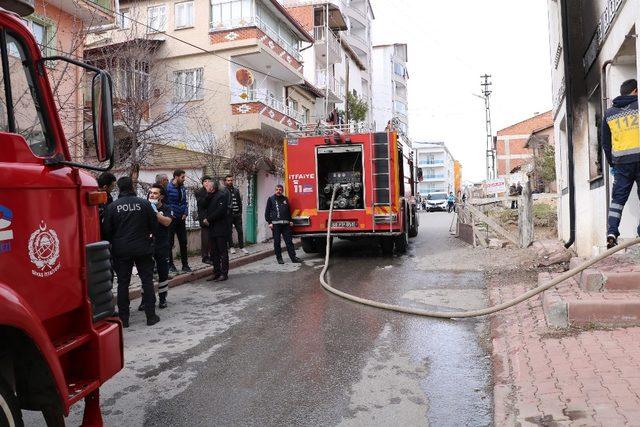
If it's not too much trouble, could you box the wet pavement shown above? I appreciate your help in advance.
[25,212,493,426]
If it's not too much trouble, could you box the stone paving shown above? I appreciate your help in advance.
[491,282,640,426]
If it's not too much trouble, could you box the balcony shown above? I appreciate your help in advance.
[423,174,446,181]
[418,159,444,167]
[47,0,115,26]
[315,69,344,103]
[210,17,307,83]
[313,26,342,65]
[231,88,304,134]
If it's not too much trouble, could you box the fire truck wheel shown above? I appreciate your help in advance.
[317,237,333,256]
[395,229,409,254]
[0,376,23,427]
[380,237,394,255]
[301,238,319,254]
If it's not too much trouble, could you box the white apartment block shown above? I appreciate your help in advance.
[283,0,375,124]
[372,43,408,135]
[547,0,640,256]
[413,141,455,196]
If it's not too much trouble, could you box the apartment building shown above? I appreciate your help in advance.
[21,0,116,161]
[413,141,455,196]
[86,0,320,243]
[372,43,408,135]
[547,0,640,256]
[284,0,374,124]
[496,111,552,185]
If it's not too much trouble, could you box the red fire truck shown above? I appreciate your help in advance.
[284,125,419,255]
[0,1,122,425]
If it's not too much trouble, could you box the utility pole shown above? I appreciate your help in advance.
[480,74,496,180]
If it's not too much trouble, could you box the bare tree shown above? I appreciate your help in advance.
[229,134,284,178]
[189,115,234,182]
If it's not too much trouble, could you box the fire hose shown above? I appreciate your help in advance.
[320,185,640,319]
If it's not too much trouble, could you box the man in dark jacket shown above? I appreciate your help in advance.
[265,184,301,264]
[224,175,248,255]
[195,176,213,264]
[103,177,160,327]
[97,172,116,236]
[166,169,191,273]
[601,79,640,248]
[204,180,230,281]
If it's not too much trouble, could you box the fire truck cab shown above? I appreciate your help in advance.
[284,125,419,255]
[0,1,121,425]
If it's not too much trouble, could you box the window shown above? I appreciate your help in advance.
[211,0,253,28]
[116,64,150,100]
[147,5,167,33]
[302,106,310,124]
[175,1,194,29]
[394,100,407,115]
[1,32,52,156]
[393,61,406,78]
[173,68,203,102]
[117,8,132,29]
[20,19,50,54]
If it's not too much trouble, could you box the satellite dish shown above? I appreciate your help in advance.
[236,68,254,87]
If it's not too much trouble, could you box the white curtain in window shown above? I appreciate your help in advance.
[147,5,167,32]
[175,2,194,28]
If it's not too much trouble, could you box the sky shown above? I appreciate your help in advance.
[370,0,553,182]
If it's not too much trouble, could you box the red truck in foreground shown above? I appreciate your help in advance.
[0,1,121,425]
[284,125,419,254]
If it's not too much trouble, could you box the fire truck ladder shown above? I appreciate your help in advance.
[371,132,393,233]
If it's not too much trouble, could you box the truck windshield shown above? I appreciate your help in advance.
[0,31,52,157]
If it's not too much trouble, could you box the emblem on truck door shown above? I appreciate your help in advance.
[28,221,61,277]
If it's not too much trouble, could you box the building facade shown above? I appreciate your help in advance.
[496,111,552,185]
[87,0,320,243]
[413,141,455,196]
[547,0,640,256]
[372,43,408,135]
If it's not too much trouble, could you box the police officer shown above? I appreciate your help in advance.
[139,184,173,311]
[104,177,160,327]
[265,184,302,264]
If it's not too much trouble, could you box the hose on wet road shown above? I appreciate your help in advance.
[319,186,640,319]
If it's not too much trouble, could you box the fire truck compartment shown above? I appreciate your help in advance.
[317,145,364,211]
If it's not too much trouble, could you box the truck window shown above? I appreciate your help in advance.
[0,31,52,157]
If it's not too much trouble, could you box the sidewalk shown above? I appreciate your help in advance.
[119,239,301,299]
[490,278,640,425]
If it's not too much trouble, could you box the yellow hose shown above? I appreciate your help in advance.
[319,186,640,319]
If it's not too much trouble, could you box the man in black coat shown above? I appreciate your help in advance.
[204,180,230,281]
[195,176,213,264]
[224,174,248,255]
[103,177,160,327]
[265,184,301,264]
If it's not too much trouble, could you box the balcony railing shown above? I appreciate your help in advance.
[210,16,303,62]
[234,88,305,124]
[418,159,444,167]
[424,174,445,180]
[313,26,341,56]
[315,69,344,100]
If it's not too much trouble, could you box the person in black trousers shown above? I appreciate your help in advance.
[265,184,302,264]
[204,180,230,281]
[224,175,248,255]
[139,184,173,311]
[195,176,213,264]
[103,177,160,327]
[166,169,191,273]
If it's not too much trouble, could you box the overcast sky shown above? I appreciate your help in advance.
[370,0,553,182]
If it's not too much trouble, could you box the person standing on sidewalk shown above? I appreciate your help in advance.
[196,176,213,265]
[447,192,455,213]
[166,169,191,273]
[265,184,302,265]
[138,184,173,311]
[602,79,640,248]
[225,175,248,255]
[103,177,160,327]
[204,180,230,281]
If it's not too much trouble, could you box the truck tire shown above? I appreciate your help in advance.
[318,237,333,256]
[301,237,318,254]
[408,207,418,238]
[0,376,23,427]
[380,237,394,255]
[395,228,409,253]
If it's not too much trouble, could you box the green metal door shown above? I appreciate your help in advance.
[245,173,257,244]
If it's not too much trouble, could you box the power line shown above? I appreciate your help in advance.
[479,74,496,180]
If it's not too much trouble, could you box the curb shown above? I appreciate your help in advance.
[128,242,301,300]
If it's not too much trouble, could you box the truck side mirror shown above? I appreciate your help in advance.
[91,72,114,163]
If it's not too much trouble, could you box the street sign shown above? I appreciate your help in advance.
[485,178,507,195]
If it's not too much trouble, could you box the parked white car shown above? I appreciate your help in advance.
[425,192,448,212]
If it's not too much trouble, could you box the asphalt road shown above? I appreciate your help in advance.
[26,211,492,426]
